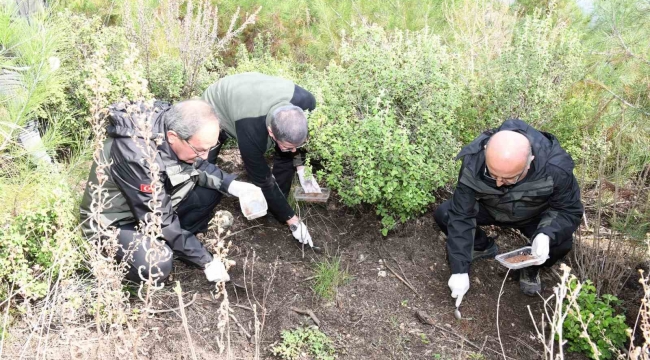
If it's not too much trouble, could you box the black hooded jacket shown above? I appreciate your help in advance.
[447,119,583,274]
[80,101,236,268]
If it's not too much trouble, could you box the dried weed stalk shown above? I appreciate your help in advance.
[242,251,279,359]
[205,210,235,354]
[628,234,650,359]
[573,129,648,296]
[128,0,261,96]
[527,264,600,360]
[123,0,155,77]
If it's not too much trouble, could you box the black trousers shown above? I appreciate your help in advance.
[116,186,222,282]
[208,130,296,198]
[434,199,573,268]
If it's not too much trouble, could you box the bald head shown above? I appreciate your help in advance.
[485,131,533,186]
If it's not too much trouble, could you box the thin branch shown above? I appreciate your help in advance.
[174,283,198,360]
[383,260,421,297]
[229,313,252,339]
[496,269,511,360]
[290,307,321,327]
[585,79,650,116]
[147,292,198,314]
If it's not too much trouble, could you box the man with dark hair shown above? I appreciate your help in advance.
[80,99,265,283]
[435,119,583,306]
[202,72,320,247]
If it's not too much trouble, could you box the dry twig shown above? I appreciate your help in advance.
[174,282,198,360]
[147,292,198,314]
[383,260,420,297]
[290,307,321,327]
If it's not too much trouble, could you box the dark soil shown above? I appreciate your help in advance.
[137,174,587,359]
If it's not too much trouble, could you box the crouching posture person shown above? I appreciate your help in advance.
[435,119,583,306]
[202,72,320,248]
[79,100,265,283]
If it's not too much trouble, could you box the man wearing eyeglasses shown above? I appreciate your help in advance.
[435,119,583,305]
[202,72,319,248]
[80,100,265,284]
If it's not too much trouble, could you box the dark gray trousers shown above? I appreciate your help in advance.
[116,186,221,282]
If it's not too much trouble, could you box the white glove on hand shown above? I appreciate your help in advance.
[227,180,262,198]
[296,166,321,194]
[204,259,230,283]
[448,273,470,308]
[291,221,313,247]
[532,233,550,264]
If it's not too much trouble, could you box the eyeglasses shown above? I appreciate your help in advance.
[484,156,533,185]
[184,138,220,157]
[278,139,309,153]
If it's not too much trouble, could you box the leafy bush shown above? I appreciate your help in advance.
[563,279,629,359]
[147,54,185,102]
[307,22,461,233]
[55,11,149,139]
[454,4,585,143]
[271,326,336,360]
[0,177,81,300]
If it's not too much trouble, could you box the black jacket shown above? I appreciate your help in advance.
[447,119,583,274]
[79,101,236,268]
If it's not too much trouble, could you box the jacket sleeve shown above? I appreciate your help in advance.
[447,180,479,274]
[110,138,213,268]
[235,118,296,222]
[533,165,583,245]
[194,159,237,193]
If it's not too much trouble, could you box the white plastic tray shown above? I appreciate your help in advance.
[293,187,331,203]
[495,246,548,270]
[239,192,268,220]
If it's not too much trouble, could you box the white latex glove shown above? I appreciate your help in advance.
[291,221,313,247]
[204,259,230,283]
[532,233,550,264]
[227,180,262,198]
[448,273,470,308]
[296,166,321,194]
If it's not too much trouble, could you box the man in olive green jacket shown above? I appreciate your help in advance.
[202,72,320,248]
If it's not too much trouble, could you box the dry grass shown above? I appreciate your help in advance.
[123,0,261,97]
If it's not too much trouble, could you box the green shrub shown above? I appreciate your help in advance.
[147,54,185,102]
[271,326,336,360]
[57,11,149,128]
[0,176,81,300]
[563,279,629,359]
[307,23,461,233]
[456,5,585,143]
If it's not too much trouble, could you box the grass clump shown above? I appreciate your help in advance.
[312,256,351,300]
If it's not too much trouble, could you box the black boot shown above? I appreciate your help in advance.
[520,267,541,296]
[471,237,498,261]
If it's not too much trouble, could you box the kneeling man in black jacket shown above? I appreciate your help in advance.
[436,119,583,307]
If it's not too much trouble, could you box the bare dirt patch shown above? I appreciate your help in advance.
[131,194,583,359]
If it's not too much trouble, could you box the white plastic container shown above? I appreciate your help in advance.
[239,191,268,220]
[293,187,331,203]
[495,246,548,270]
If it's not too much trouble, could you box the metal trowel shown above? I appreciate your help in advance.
[454,306,462,320]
